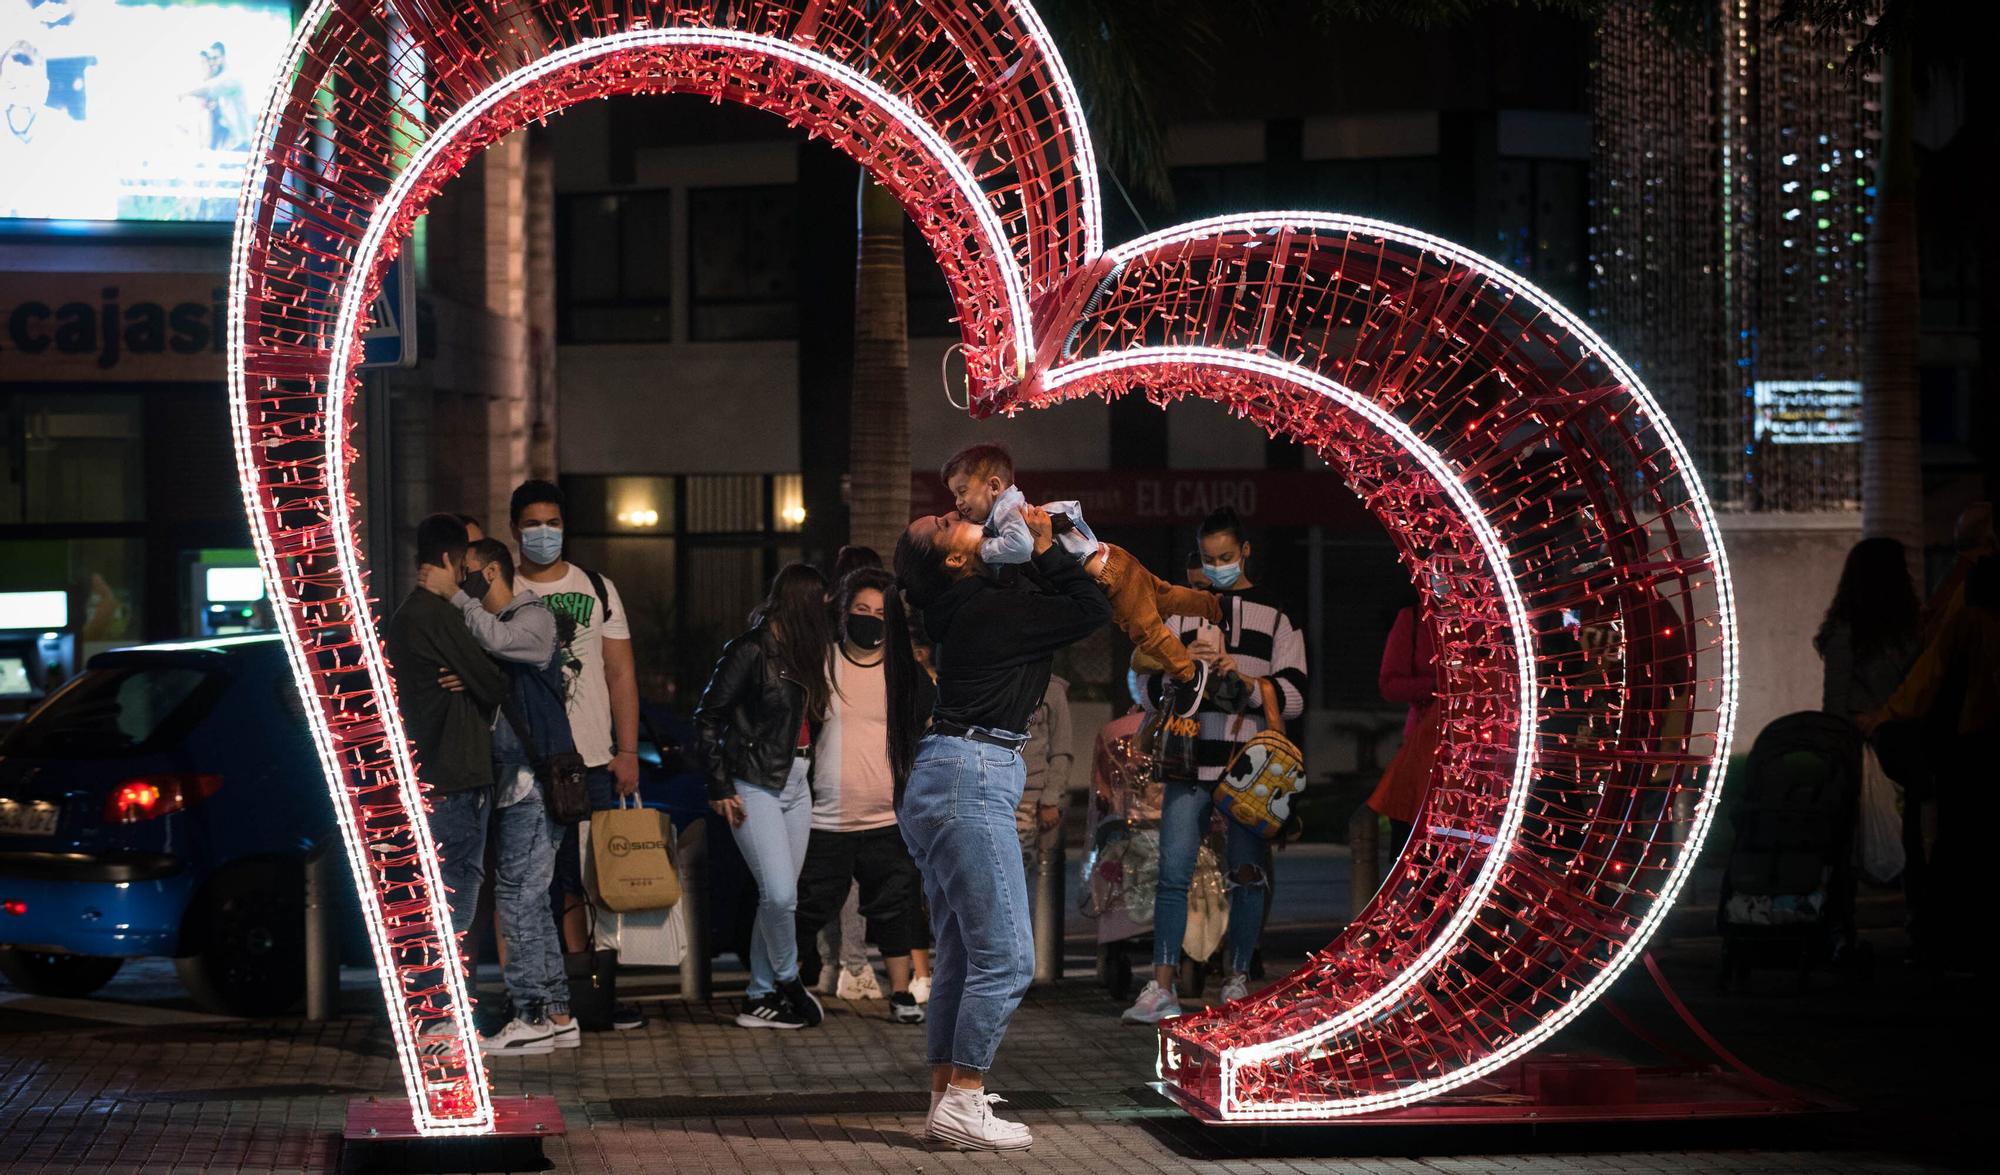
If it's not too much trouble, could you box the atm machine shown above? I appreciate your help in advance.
[0,591,77,733]
[187,561,271,638]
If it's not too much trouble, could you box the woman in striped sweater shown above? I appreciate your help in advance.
[1123,508,1309,1024]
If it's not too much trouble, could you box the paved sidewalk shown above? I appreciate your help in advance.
[0,843,1976,1173]
[0,932,1973,1174]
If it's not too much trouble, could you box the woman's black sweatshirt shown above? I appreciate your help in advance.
[922,545,1110,735]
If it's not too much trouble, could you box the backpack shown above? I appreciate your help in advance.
[1212,678,1307,839]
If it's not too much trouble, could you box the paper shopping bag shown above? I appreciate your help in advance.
[589,799,682,913]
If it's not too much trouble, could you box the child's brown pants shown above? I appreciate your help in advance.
[1087,543,1222,683]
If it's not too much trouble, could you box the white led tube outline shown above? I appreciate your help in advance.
[225,1,494,1136]
[230,1,1106,1135]
[1045,346,1540,1068]
[1048,212,1739,1118]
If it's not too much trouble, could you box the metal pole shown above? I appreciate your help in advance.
[1347,806,1380,921]
[304,839,339,1021]
[1032,819,1066,984]
[677,819,710,1002]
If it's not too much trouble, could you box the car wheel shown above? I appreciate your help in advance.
[0,948,124,996]
[175,860,305,1016]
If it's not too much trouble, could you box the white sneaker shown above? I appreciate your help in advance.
[837,964,885,1000]
[546,1016,581,1050]
[1120,980,1182,1025]
[416,1019,458,1058]
[909,976,930,1005]
[927,1085,1032,1151]
[480,1016,555,1056]
[1219,973,1250,1004]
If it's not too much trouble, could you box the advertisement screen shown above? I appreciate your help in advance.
[1,0,294,224]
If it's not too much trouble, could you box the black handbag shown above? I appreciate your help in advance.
[561,899,616,1030]
[498,683,591,825]
[565,944,619,1031]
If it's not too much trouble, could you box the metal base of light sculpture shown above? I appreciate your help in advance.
[229,1,1736,1134]
[344,1095,563,1170]
[1156,955,1837,1127]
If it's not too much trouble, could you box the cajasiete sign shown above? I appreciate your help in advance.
[0,274,226,380]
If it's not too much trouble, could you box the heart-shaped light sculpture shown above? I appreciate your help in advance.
[229,1,1735,1134]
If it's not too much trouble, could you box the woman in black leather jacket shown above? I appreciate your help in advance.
[695,563,833,1029]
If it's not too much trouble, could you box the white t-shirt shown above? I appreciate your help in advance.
[521,563,629,768]
[811,652,896,832]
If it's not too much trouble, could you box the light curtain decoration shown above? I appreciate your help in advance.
[1592,0,1878,510]
[229,0,1736,1132]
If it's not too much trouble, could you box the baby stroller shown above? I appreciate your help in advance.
[1080,716,1229,1000]
[1715,711,1868,991]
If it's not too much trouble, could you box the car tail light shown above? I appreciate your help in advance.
[2,900,24,916]
[104,774,223,823]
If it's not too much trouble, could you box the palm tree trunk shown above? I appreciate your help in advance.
[1862,46,1924,577]
[848,176,911,556]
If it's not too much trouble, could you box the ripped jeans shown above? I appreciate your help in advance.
[1151,779,1269,974]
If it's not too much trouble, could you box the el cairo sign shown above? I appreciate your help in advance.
[0,274,227,381]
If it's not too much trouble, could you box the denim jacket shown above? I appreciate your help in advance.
[492,596,576,768]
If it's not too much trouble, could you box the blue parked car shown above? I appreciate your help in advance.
[0,634,327,1014]
[0,633,748,1016]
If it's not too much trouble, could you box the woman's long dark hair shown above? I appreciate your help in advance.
[835,567,922,790]
[893,527,954,610]
[751,563,833,719]
[1816,537,1920,659]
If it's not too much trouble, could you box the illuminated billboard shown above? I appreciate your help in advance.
[1,0,293,225]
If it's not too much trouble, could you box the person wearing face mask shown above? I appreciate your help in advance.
[813,546,889,1002]
[791,568,935,1024]
[1122,506,1309,1026]
[509,480,648,1032]
[420,538,575,1055]
[383,515,510,1039]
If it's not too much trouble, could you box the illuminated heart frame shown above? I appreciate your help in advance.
[228,0,1736,1134]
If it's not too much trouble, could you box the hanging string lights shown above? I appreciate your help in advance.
[1592,0,1878,511]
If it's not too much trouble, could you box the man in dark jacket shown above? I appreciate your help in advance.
[385,513,509,938]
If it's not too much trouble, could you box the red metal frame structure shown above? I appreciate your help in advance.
[228,0,1737,1135]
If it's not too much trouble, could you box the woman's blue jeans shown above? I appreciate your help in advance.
[729,758,812,999]
[1151,780,1269,974]
[898,733,1034,1072]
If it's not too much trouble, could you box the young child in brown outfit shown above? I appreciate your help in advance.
[941,444,1223,708]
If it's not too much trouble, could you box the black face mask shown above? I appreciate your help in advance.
[460,570,489,600]
[844,613,886,651]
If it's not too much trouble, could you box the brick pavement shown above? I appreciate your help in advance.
[0,937,1969,1175]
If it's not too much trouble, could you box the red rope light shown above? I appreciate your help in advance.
[229,1,1736,1133]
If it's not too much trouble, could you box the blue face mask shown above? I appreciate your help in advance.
[1202,560,1242,589]
[520,525,564,565]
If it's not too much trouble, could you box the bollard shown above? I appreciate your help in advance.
[1347,806,1380,921]
[1031,818,1066,985]
[304,839,340,1021]
[677,819,710,1002]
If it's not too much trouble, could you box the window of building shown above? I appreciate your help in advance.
[560,472,805,699]
[558,190,674,342]
[688,185,799,341]
[0,392,145,525]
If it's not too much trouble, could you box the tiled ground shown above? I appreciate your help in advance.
[0,847,1976,1173]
